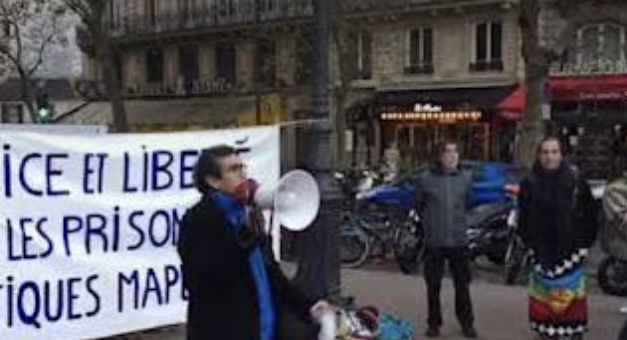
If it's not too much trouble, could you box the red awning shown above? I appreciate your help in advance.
[497,74,627,120]
[496,84,526,120]
[551,74,627,101]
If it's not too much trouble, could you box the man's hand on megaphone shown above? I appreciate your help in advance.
[247,207,266,236]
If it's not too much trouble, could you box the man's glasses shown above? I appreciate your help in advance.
[226,163,247,174]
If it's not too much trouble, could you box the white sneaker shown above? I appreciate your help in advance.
[620,305,627,314]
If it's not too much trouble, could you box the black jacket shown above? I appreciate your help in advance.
[177,195,316,340]
[518,164,598,267]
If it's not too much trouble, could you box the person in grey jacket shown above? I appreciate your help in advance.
[414,140,476,339]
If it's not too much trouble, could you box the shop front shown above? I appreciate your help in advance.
[348,86,515,168]
[497,74,627,179]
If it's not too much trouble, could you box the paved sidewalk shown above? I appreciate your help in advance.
[106,268,626,340]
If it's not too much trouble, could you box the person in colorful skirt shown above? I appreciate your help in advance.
[518,137,598,340]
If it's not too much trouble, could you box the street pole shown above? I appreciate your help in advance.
[293,0,342,301]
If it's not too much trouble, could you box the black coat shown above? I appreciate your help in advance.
[518,164,598,267]
[177,195,316,340]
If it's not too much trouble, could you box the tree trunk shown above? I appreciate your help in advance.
[100,44,128,132]
[515,0,549,168]
[18,72,37,123]
[515,70,545,167]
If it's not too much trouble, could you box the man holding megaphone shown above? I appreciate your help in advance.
[177,145,334,340]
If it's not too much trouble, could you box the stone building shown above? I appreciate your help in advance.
[76,0,524,169]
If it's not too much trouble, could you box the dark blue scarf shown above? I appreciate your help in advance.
[211,191,276,340]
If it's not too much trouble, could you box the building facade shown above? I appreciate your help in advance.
[77,0,523,169]
[498,16,627,179]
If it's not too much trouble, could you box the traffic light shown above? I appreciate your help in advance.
[36,93,53,123]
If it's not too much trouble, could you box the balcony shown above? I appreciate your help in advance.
[469,60,504,72]
[551,59,627,76]
[404,63,434,75]
[77,77,237,100]
[109,0,314,40]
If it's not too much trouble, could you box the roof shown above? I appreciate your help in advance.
[0,78,78,102]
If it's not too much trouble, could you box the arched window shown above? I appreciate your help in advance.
[576,23,626,69]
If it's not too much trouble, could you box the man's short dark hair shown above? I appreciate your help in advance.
[193,145,237,194]
[432,139,460,164]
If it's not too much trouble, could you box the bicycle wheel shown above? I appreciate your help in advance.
[393,221,424,275]
[339,221,370,268]
[503,237,526,285]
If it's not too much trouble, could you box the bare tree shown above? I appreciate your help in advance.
[516,0,627,167]
[0,0,68,122]
[63,0,129,132]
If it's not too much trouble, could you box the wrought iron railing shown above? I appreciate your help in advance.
[106,0,500,39]
[76,78,237,100]
[109,0,314,39]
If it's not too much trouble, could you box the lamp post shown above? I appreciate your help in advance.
[293,0,342,301]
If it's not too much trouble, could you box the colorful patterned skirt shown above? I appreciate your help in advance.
[528,249,589,339]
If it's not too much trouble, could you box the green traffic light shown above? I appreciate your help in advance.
[37,106,52,123]
[38,107,50,117]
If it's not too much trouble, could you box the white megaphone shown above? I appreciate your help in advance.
[254,170,320,231]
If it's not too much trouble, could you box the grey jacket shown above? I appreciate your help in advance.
[414,167,473,248]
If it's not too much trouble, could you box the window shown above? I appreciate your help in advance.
[348,31,373,79]
[217,0,235,17]
[255,39,277,88]
[471,21,503,72]
[216,42,236,85]
[146,0,156,25]
[108,0,119,29]
[180,0,196,21]
[146,48,164,83]
[295,29,314,84]
[1,104,24,124]
[2,21,11,37]
[577,24,626,67]
[405,27,433,75]
[179,45,199,92]
[114,52,123,83]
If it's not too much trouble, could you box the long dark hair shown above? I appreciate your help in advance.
[535,136,567,158]
[534,136,571,173]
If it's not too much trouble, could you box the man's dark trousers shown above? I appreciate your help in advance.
[424,247,474,329]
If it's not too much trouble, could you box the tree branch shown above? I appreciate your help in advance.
[27,18,60,76]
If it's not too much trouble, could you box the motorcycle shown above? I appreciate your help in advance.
[598,257,627,296]
[466,200,517,264]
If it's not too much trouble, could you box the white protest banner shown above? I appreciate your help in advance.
[0,126,280,340]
